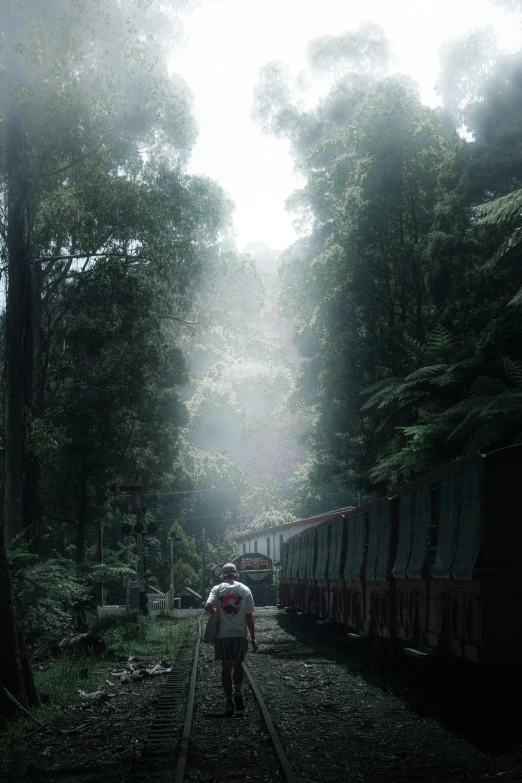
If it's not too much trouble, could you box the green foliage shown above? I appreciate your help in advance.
[478,188,522,226]
[477,189,522,305]
[89,609,149,644]
[8,546,89,642]
[256,36,522,500]
[243,510,296,534]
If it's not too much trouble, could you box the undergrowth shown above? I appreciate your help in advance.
[0,613,198,781]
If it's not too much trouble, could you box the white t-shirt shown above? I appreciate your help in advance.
[206,581,255,638]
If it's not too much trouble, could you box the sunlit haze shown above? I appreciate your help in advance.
[173,0,521,250]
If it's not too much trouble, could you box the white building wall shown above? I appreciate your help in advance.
[236,519,318,562]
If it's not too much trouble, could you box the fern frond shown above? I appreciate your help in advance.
[431,372,461,388]
[477,188,522,226]
[463,412,522,454]
[482,228,522,271]
[446,358,483,373]
[360,377,398,396]
[504,357,522,387]
[403,364,448,383]
[446,408,482,443]
[480,392,522,414]
[469,376,510,397]
[508,284,522,307]
[87,564,136,584]
[425,326,457,354]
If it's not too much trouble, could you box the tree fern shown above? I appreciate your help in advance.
[469,375,511,397]
[477,188,522,226]
[504,357,522,387]
[424,326,458,361]
[477,189,522,306]
[463,412,522,455]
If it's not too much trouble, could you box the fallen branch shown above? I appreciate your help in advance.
[0,685,58,735]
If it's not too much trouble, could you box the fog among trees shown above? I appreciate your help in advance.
[2,0,522,718]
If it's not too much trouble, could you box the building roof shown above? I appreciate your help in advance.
[176,586,202,599]
[234,508,355,542]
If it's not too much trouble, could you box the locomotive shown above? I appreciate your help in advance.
[212,553,276,607]
[279,444,522,693]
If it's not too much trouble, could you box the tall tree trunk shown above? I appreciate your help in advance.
[0,519,38,718]
[5,108,34,544]
[26,270,44,553]
[1,14,39,719]
[76,472,88,565]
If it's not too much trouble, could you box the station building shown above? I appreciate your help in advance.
[234,509,354,563]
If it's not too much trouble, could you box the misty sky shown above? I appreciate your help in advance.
[173,0,522,252]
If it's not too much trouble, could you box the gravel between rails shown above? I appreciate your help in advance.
[186,631,281,783]
[243,610,522,783]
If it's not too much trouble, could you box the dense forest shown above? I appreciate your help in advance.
[2,0,522,718]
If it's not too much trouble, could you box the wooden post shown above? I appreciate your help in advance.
[97,525,105,606]
[170,533,175,596]
[201,527,206,600]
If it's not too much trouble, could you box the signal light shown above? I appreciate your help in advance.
[147,522,158,535]
[121,523,132,536]
[134,521,144,534]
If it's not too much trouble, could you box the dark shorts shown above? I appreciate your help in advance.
[214,636,248,662]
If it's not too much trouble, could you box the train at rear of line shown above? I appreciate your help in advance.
[211,553,276,607]
[279,443,522,694]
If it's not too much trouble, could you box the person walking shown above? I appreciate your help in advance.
[205,562,258,717]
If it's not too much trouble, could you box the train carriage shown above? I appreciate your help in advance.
[300,526,317,614]
[288,535,302,609]
[279,539,290,606]
[328,514,346,624]
[393,485,431,647]
[279,444,522,694]
[314,522,330,618]
[342,509,366,633]
[362,499,395,640]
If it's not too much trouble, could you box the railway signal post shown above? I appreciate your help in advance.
[111,482,149,613]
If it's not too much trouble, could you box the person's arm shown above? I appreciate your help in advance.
[205,586,217,613]
[245,613,258,652]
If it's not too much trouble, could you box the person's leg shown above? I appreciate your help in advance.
[221,661,233,700]
[232,660,243,692]
[232,660,245,712]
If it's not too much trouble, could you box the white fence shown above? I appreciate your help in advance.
[147,587,173,613]
[97,589,173,616]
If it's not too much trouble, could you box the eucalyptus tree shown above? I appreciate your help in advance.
[256,26,522,501]
[0,0,199,719]
[0,0,195,543]
[277,81,451,492]
[253,23,392,166]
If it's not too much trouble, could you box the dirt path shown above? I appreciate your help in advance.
[244,611,522,783]
[186,638,280,783]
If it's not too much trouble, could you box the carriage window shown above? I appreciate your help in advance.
[254,540,258,552]
[267,538,270,558]
[243,543,246,554]
[280,534,283,550]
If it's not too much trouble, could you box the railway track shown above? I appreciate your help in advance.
[133,611,297,783]
[132,608,520,783]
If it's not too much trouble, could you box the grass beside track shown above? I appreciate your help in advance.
[0,612,199,783]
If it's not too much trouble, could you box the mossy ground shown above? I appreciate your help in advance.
[0,612,199,783]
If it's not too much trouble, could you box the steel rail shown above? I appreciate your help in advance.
[176,617,296,783]
[243,661,297,783]
[174,617,202,783]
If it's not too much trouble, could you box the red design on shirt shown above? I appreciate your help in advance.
[219,593,243,615]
